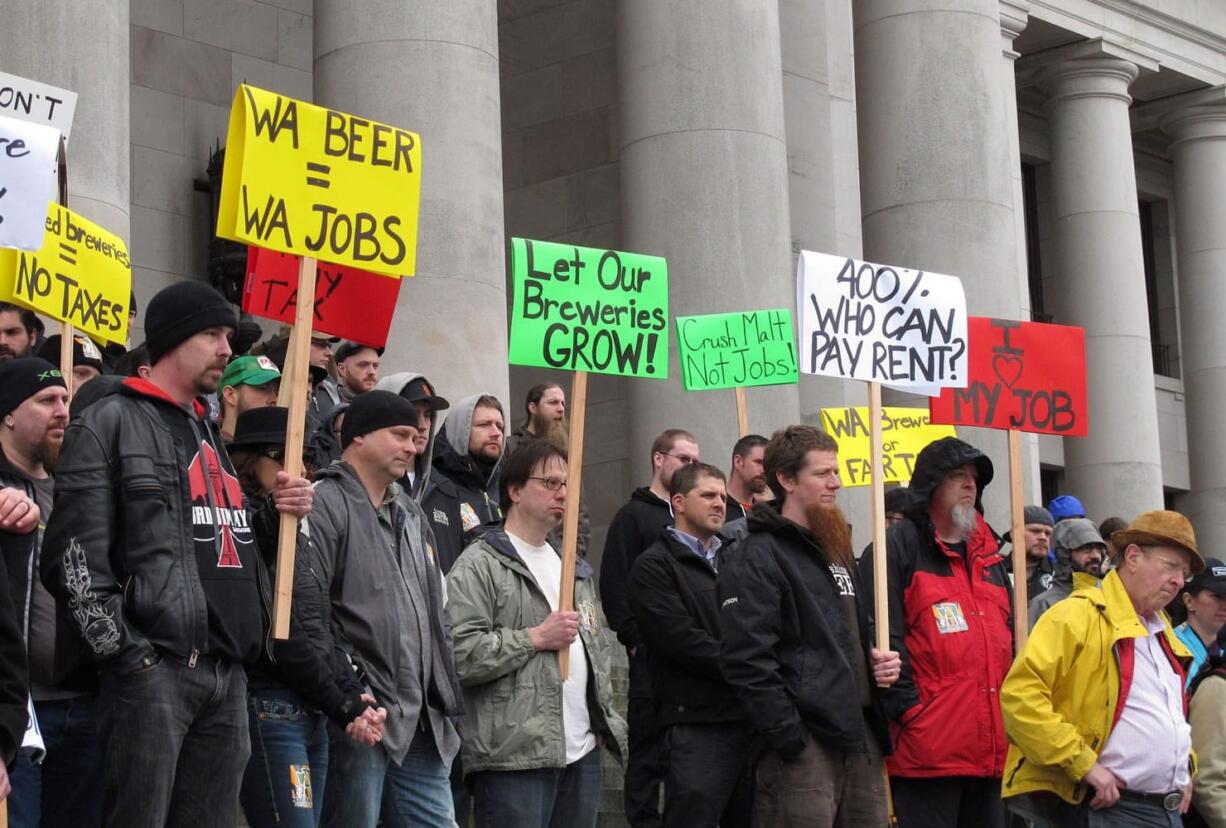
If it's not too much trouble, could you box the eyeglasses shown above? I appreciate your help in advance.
[529,477,568,492]
[662,452,699,465]
[1142,548,1192,582]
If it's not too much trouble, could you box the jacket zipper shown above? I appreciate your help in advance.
[176,422,202,669]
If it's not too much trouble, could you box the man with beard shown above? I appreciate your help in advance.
[601,428,699,828]
[1027,518,1106,628]
[41,281,314,827]
[0,358,97,824]
[858,436,1014,828]
[1007,505,1055,601]
[723,434,767,523]
[423,394,505,573]
[0,303,37,363]
[629,462,753,828]
[718,426,899,827]
[334,341,381,402]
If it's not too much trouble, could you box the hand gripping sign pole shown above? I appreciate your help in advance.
[557,370,588,679]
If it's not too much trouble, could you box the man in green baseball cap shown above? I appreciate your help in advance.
[218,354,280,442]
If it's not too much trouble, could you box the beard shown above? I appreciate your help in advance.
[35,433,63,472]
[949,503,978,541]
[536,419,569,452]
[806,502,855,570]
[747,474,767,495]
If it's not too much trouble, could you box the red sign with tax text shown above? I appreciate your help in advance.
[242,247,401,348]
[928,317,1088,437]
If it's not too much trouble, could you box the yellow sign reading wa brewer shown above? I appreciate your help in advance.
[216,84,420,278]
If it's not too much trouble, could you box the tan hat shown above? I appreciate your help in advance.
[1111,510,1203,574]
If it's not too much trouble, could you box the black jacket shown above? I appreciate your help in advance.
[42,378,274,678]
[423,415,502,574]
[718,503,889,761]
[0,454,31,766]
[628,530,744,727]
[599,486,672,696]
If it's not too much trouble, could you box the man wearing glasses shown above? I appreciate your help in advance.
[600,428,699,828]
[446,438,626,827]
[1002,511,1200,827]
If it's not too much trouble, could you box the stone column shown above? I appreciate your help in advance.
[618,1,798,463]
[1036,51,1164,519]
[313,0,508,403]
[1163,102,1226,548]
[0,2,130,241]
[853,0,1022,524]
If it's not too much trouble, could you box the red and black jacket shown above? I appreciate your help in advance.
[860,508,1014,778]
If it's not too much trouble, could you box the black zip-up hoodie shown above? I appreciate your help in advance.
[42,378,272,678]
[718,502,890,761]
[628,529,745,727]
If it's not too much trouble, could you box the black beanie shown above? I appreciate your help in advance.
[0,358,67,419]
[144,281,238,365]
[341,390,418,449]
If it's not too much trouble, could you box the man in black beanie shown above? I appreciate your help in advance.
[41,280,316,828]
[299,390,463,827]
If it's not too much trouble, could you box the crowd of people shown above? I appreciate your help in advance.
[0,282,1221,828]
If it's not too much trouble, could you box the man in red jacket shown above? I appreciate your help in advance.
[858,437,1014,828]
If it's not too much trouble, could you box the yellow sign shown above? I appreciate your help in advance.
[819,406,956,487]
[0,203,130,344]
[217,84,420,279]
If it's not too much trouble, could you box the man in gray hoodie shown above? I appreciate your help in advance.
[1027,518,1106,629]
[302,390,464,827]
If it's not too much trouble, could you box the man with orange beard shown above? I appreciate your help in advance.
[858,437,1014,828]
[718,426,900,827]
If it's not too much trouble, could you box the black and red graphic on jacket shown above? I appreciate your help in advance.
[187,440,253,568]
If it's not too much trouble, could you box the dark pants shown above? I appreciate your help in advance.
[1059,796,1183,827]
[97,655,250,828]
[240,687,330,828]
[660,722,753,828]
[451,755,471,827]
[756,735,887,827]
[322,725,454,828]
[9,695,104,827]
[626,689,664,828]
[892,776,1006,828]
[471,746,603,828]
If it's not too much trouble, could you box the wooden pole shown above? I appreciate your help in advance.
[869,382,890,660]
[271,255,317,640]
[56,138,74,401]
[734,386,749,438]
[1008,429,1029,647]
[558,370,588,680]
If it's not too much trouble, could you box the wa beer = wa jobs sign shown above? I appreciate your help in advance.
[509,238,668,378]
[797,251,968,391]
[217,84,420,277]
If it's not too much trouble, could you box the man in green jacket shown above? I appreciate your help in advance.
[446,438,626,828]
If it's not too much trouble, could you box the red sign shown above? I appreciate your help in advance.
[242,247,401,348]
[929,317,1088,437]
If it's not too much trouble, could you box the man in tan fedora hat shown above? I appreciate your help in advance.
[1001,510,1202,826]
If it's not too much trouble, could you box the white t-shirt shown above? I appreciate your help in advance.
[507,532,597,764]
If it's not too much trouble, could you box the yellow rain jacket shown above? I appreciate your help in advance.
[1001,569,1193,805]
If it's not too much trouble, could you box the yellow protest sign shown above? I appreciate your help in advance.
[217,84,420,278]
[819,406,956,487]
[0,203,130,344]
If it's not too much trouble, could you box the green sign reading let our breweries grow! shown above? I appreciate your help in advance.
[509,238,669,378]
[676,309,799,391]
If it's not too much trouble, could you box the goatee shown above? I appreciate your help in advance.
[949,503,978,541]
[805,503,855,570]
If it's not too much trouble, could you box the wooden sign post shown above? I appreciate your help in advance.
[868,382,890,659]
[734,386,749,438]
[1008,429,1029,645]
[557,370,588,678]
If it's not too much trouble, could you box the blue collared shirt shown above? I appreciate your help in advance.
[668,527,721,568]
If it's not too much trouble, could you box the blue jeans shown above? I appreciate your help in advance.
[97,655,250,828]
[240,687,330,828]
[322,724,454,828]
[472,746,604,828]
[9,695,104,827]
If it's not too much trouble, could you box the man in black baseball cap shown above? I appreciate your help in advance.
[334,341,382,403]
[37,334,106,391]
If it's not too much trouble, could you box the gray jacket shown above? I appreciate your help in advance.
[301,462,463,762]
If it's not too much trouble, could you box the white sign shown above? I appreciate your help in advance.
[0,114,58,250]
[797,250,969,391]
[0,71,77,140]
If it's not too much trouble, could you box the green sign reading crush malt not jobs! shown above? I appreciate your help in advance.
[676,309,799,391]
[508,237,669,379]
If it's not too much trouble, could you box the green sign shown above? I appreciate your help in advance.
[509,238,669,378]
[676,309,799,390]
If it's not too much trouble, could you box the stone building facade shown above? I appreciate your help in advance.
[3,0,1225,575]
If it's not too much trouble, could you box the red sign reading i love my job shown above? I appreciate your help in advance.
[242,247,402,348]
[928,317,1088,437]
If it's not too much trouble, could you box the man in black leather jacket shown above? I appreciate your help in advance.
[41,281,313,828]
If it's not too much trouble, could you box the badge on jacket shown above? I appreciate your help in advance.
[932,602,969,634]
[460,502,480,531]
[577,600,598,634]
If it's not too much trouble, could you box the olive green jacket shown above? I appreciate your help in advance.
[445,530,627,774]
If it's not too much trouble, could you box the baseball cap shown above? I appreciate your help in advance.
[1187,558,1226,595]
[399,376,449,412]
[334,341,384,364]
[220,355,281,392]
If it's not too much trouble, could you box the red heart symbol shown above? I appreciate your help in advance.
[992,354,1024,389]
